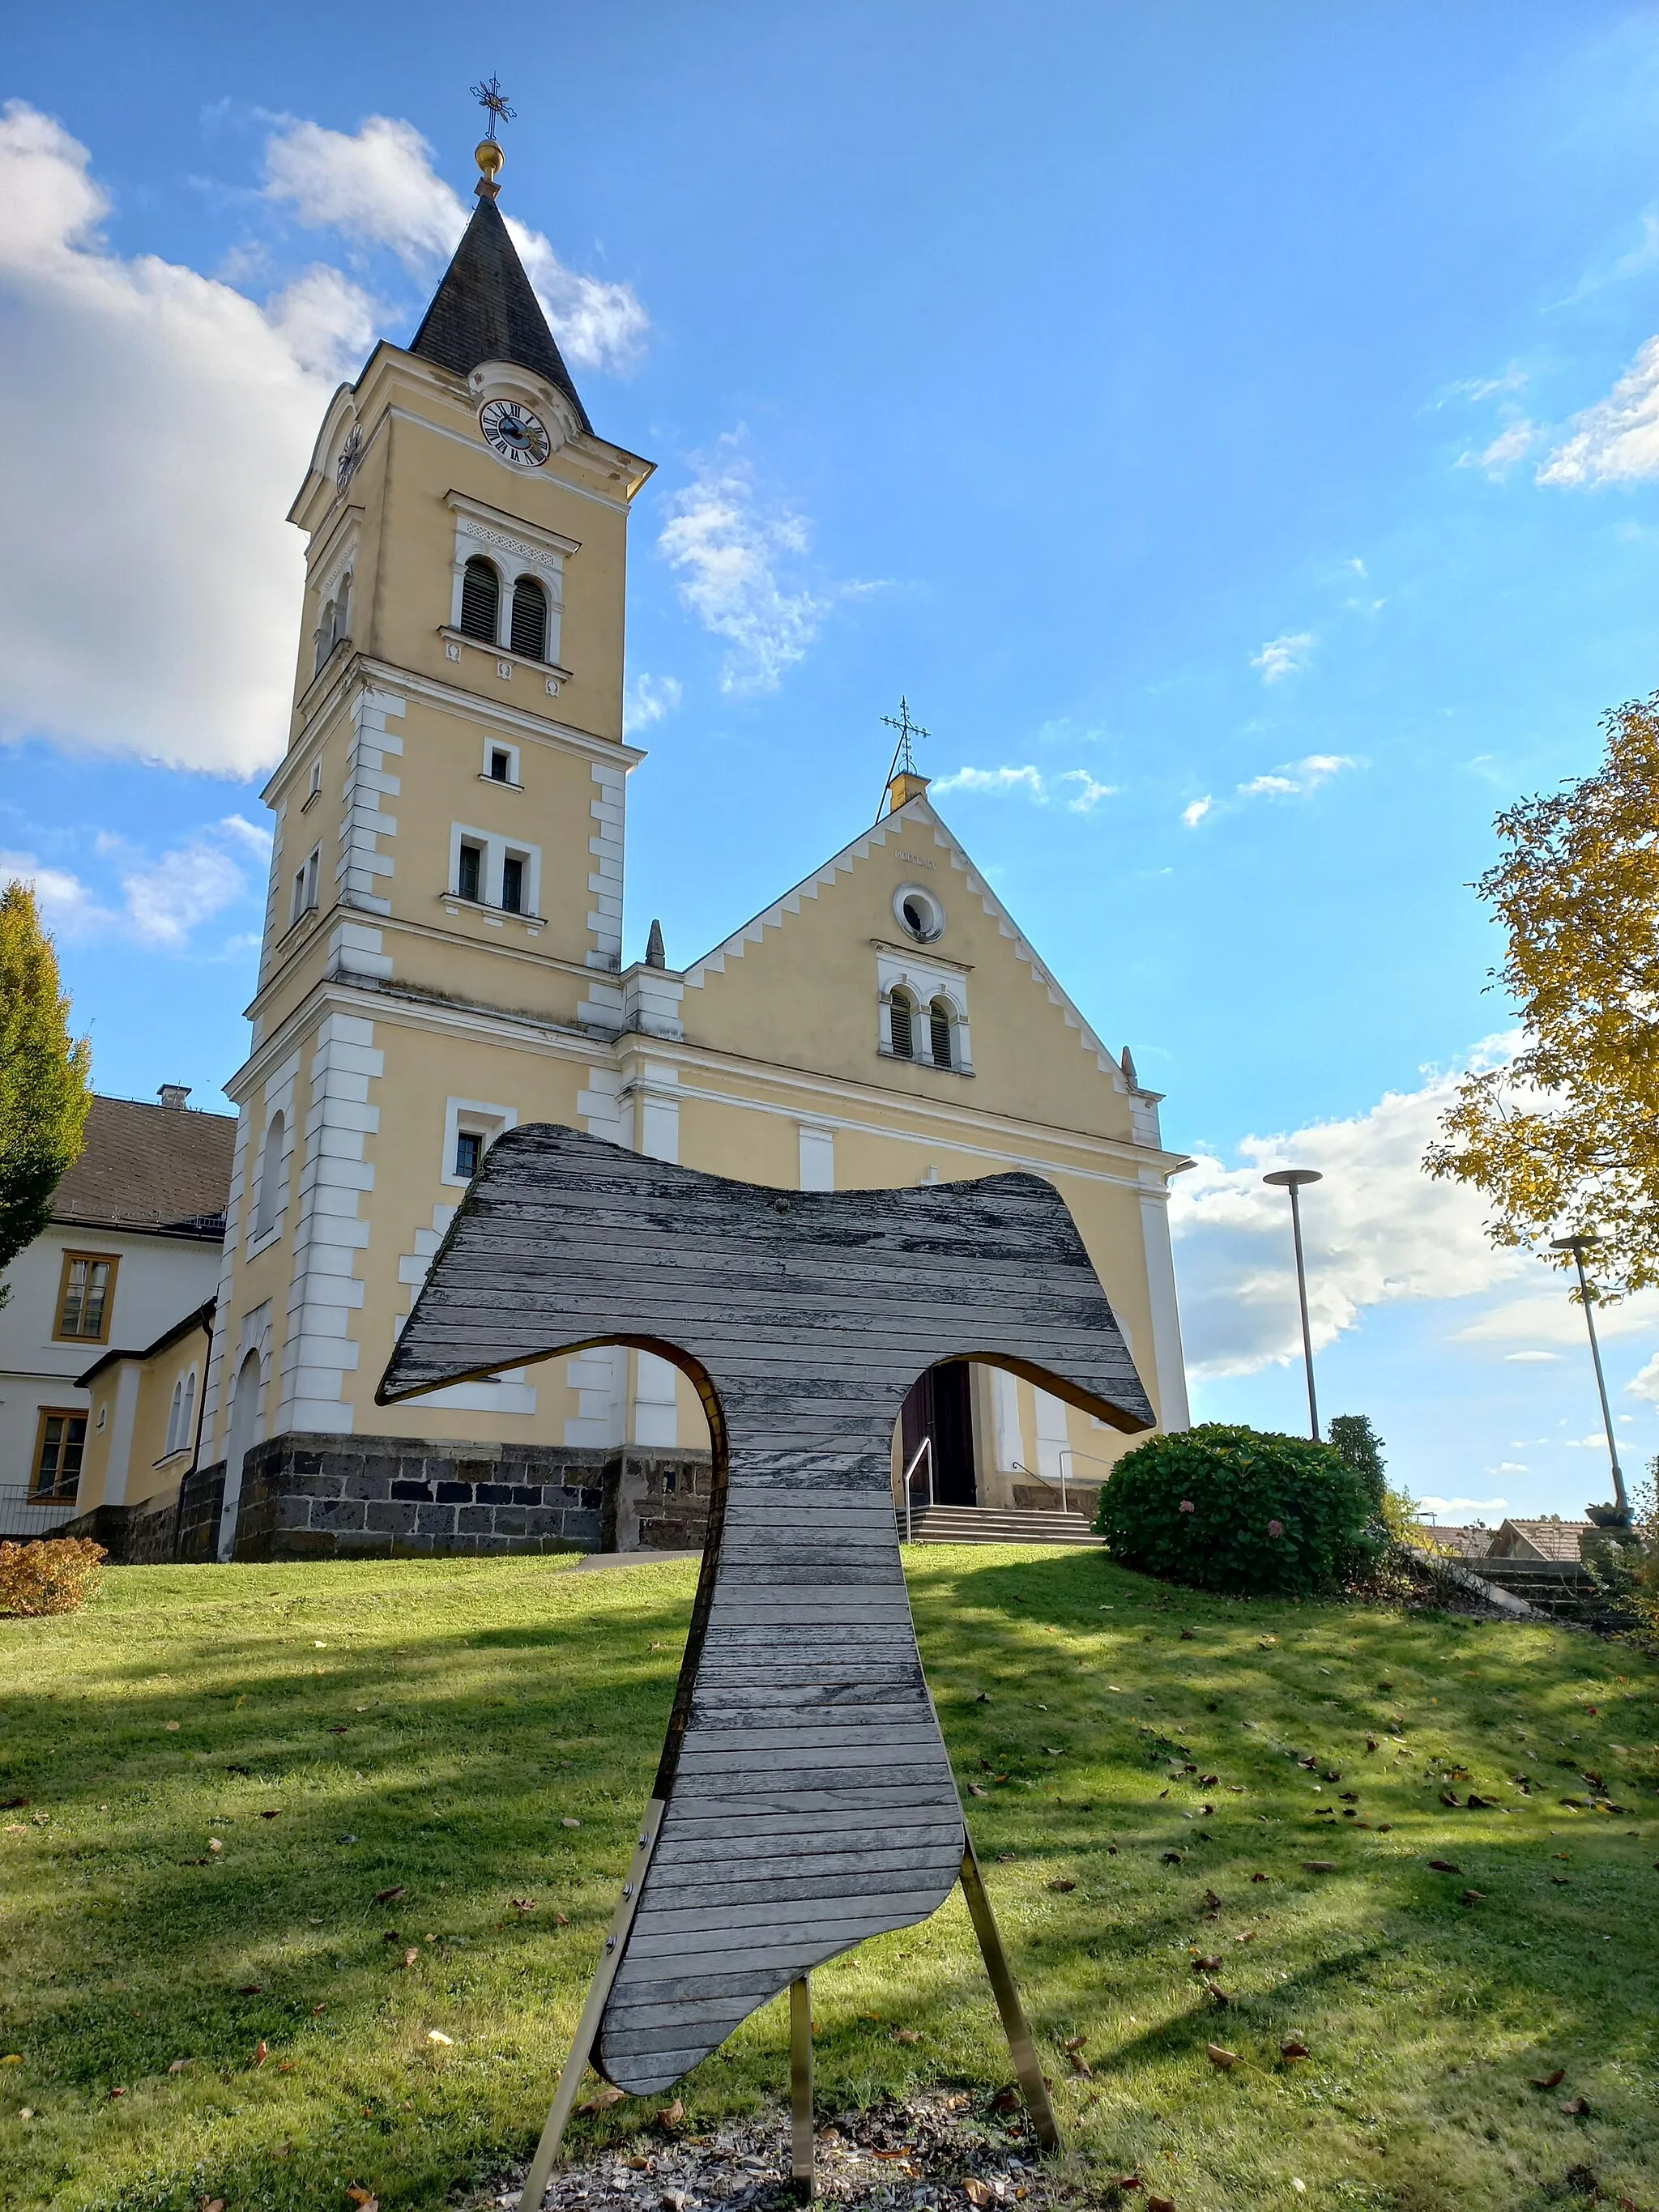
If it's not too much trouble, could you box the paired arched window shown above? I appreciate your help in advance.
[929,999,954,1068]
[459,557,500,643]
[889,989,916,1059]
[253,1110,288,1240]
[510,575,548,661]
[165,1369,198,1457]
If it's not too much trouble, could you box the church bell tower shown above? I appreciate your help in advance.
[199,123,655,1552]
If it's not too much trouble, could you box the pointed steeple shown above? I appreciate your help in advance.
[408,143,592,435]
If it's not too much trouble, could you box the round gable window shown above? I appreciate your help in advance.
[895,884,945,943]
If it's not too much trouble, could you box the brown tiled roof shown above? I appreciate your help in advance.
[1432,1526,1495,1559]
[1495,1518,1592,1562]
[50,1095,235,1239]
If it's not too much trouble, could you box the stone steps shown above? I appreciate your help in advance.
[902,1503,1105,1547]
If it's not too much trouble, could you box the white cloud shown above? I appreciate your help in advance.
[0,100,346,774]
[262,113,648,372]
[1624,1350,1659,1404]
[1538,335,1659,487]
[122,839,248,947]
[1458,418,1537,478]
[1181,796,1213,829]
[1171,1043,1534,1378]
[1455,1287,1659,1349]
[1418,1495,1511,1518]
[0,850,117,939]
[1250,632,1316,684]
[1505,1349,1560,1363]
[1439,366,1529,407]
[659,439,874,693]
[1239,753,1355,800]
[624,672,683,735]
[1240,773,1298,797]
[929,764,1116,812]
[1060,769,1115,813]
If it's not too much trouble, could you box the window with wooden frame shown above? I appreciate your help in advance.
[32,1408,87,1500]
[54,1251,117,1342]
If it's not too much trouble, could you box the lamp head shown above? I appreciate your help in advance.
[1263,1169,1323,1191]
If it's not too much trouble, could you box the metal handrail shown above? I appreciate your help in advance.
[1009,1456,1068,1516]
[902,1437,933,1544]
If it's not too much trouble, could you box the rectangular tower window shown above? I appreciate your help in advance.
[501,854,524,914]
[454,1130,482,1178]
[489,748,511,782]
[457,842,483,902]
[290,846,320,925]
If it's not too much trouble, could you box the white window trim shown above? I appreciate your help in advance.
[289,845,320,928]
[446,822,542,920]
[247,1107,293,1255]
[441,1098,518,1189]
[481,737,522,787]
[876,951,973,1073]
[448,499,569,667]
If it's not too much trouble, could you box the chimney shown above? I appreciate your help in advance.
[157,1085,191,1110]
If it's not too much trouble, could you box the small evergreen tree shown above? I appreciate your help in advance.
[1327,1413,1388,1515]
[0,882,92,1306]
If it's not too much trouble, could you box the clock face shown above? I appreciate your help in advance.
[479,399,552,469]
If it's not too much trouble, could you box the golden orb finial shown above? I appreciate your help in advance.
[470,74,514,198]
[476,137,505,181]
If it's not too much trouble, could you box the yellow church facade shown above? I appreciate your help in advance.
[187,148,1191,1560]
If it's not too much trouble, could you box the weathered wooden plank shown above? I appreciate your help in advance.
[377,1123,1150,2095]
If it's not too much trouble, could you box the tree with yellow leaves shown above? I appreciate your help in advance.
[1425,693,1659,1298]
[0,880,92,1306]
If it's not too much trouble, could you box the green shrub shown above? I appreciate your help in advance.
[1327,1413,1388,1515]
[1092,1423,1377,1596]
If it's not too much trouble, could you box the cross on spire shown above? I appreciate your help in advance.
[881,696,930,780]
[471,73,516,140]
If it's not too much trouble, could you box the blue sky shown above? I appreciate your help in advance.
[6,2,1659,1518]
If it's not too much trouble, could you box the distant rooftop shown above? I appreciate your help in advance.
[50,1093,236,1240]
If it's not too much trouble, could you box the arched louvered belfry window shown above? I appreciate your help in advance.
[459,557,500,643]
[930,999,953,1069]
[889,990,915,1060]
[510,574,548,661]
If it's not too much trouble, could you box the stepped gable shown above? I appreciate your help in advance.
[52,1095,235,1239]
[408,193,592,434]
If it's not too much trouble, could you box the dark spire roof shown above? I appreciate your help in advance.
[408,192,591,435]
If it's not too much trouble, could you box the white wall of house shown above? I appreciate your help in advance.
[0,1225,222,1497]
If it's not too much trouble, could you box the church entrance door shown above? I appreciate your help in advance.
[901,1361,977,1507]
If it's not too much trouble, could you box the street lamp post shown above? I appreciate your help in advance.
[1548,1233,1630,1525]
[1264,1169,1324,1441]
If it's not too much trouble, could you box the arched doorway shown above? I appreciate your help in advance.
[218,1349,262,1561]
[901,1360,976,1507]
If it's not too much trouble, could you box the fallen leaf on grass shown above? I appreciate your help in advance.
[1303,1860,1338,1873]
[1191,1954,1222,1972]
[1461,1890,1486,1906]
[1111,2180,1143,2193]
[1047,1878,1076,1893]
[1250,1872,1270,1884]
[659,2096,684,2125]
[208,1839,224,1854]
[551,1910,570,1925]
[1280,2039,1310,2062]
[1427,1860,1461,1873]
[510,1898,535,1912]
[402,1949,419,1968]
[1205,2044,1239,2069]
[1148,2196,1176,2212]
[964,2181,993,2208]
[1365,1737,1379,1753]
[1068,2052,1093,2077]
[427,2030,453,2047]
[968,1784,989,1799]
[578,2086,625,2113]
[202,2200,226,2212]
[893,2030,922,2045]
[1561,2096,1590,2116]
[561,1817,582,1829]
[1440,1792,1462,1809]
[1160,1852,1185,1865]
[237,1984,262,1996]
[1532,2069,1566,2090]
[261,1809,280,1820]
[164,1722,180,1733]
[1204,1984,1231,2006]
[990,2088,1021,2115]
[254,2041,268,2068]
[346,2191,380,2210]
[1235,1929,1257,1943]
[167,2059,191,2074]
[1064,2034,1088,2052]
[374,1886,405,1905]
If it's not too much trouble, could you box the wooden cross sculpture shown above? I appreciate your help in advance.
[377,1126,1154,2207]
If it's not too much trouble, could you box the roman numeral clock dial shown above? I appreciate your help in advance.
[479,398,552,468]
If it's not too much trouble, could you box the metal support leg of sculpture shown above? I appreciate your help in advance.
[957,1835,1061,2153]
[790,1975,814,2201]
[518,1802,664,2212]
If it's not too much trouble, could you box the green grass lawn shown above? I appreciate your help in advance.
[2,1547,1657,2211]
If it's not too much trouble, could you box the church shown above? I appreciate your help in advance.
[64,134,1192,1563]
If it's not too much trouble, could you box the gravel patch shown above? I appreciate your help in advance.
[467,2090,1090,2212]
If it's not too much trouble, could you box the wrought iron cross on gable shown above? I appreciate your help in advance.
[378,1127,1154,2205]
